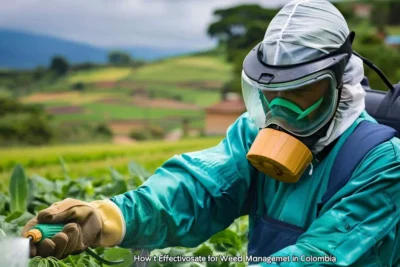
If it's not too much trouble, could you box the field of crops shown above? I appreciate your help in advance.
[67,67,133,84]
[0,137,253,266]
[17,54,231,141]
[126,56,232,83]
[0,137,222,184]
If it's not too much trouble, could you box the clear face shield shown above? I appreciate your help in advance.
[242,70,339,137]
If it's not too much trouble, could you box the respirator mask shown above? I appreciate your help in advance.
[242,32,355,183]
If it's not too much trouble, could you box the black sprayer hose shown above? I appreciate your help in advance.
[353,51,395,91]
[85,248,124,266]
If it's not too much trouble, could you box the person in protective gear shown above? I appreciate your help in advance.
[22,0,400,266]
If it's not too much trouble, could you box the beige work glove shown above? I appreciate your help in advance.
[21,198,126,259]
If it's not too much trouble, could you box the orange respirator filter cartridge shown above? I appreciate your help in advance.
[247,128,313,183]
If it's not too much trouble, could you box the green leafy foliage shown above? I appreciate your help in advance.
[129,125,166,141]
[71,82,85,91]
[103,248,133,267]
[9,164,28,213]
[108,51,133,66]
[0,161,250,266]
[353,33,400,89]
[50,56,69,76]
[0,96,54,146]
[207,5,278,94]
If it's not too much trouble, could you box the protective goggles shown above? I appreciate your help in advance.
[241,32,355,136]
[242,70,339,136]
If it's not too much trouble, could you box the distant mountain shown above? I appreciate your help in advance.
[0,29,197,70]
[0,29,108,69]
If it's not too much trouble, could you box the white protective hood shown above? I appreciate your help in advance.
[260,0,366,154]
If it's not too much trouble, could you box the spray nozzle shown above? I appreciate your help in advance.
[27,224,124,266]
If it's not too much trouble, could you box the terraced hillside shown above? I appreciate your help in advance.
[19,53,233,142]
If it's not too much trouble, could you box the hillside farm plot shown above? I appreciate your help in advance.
[10,52,232,144]
[50,103,204,123]
[46,105,84,114]
[131,96,202,110]
[67,67,133,84]
[125,84,222,108]
[19,88,210,139]
[117,80,224,90]
[125,56,233,83]
[20,91,123,105]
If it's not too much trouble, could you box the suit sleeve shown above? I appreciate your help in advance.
[110,113,259,249]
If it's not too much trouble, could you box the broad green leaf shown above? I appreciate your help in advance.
[42,193,60,206]
[30,257,63,267]
[222,262,232,267]
[166,248,187,257]
[5,210,23,222]
[55,261,70,267]
[103,247,133,267]
[84,182,95,197]
[9,164,28,213]
[129,176,144,190]
[31,174,56,190]
[0,193,8,214]
[73,254,101,267]
[128,161,151,183]
[193,245,213,257]
[59,157,71,181]
[8,211,34,226]
[30,200,49,213]
[95,179,128,196]
[29,257,42,267]
[206,261,220,267]
[109,167,124,181]
[0,215,19,235]
[209,230,242,251]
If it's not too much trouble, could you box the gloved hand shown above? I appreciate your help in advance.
[21,198,125,259]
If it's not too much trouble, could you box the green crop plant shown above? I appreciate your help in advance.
[0,159,249,267]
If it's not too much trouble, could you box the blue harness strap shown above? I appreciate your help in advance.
[317,120,398,216]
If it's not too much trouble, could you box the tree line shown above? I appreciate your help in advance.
[207,2,400,94]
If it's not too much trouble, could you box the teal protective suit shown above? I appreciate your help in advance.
[110,111,400,266]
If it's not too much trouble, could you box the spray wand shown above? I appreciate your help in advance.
[26,224,124,266]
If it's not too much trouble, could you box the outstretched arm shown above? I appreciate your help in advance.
[110,113,259,249]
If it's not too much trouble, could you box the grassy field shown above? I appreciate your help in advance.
[20,91,122,105]
[124,55,232,83]
[50,103,203,122]
[66,67,133,84]
[16,52,231,141]
[0,137,223,186]
[143,84,222,107]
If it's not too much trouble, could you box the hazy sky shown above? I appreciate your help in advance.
[0,0,292,50]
